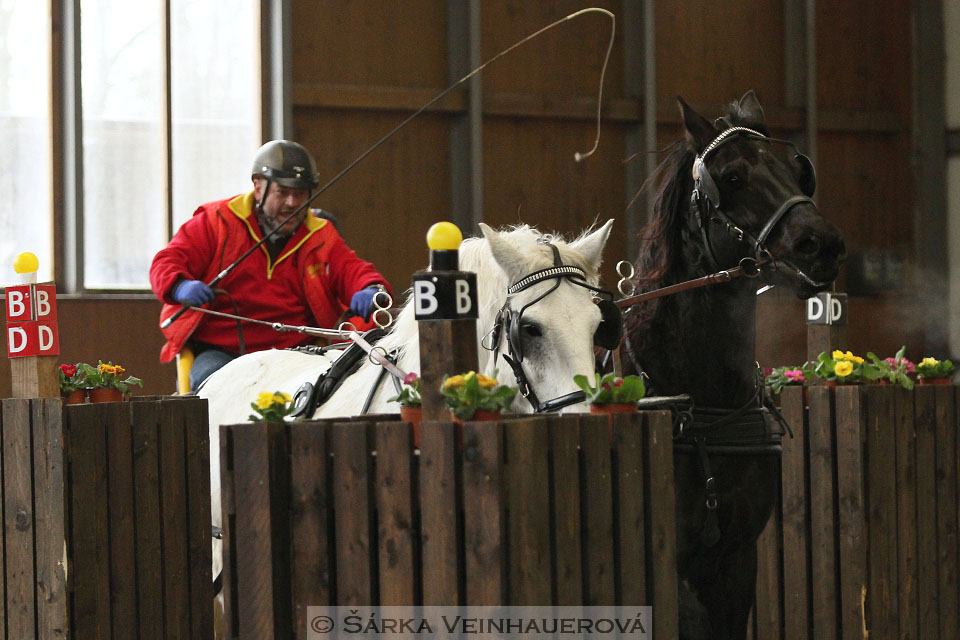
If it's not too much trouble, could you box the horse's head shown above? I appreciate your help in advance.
[679,90,846,298]
[460,220,615,413]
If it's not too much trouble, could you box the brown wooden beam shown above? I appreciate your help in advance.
[292,82,641,121]
[947,129,960,155]
[656,101,902,135]
[293,83,903,134]
[293,83,467,114]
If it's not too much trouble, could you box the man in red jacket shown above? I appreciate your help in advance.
[150,139,391,391]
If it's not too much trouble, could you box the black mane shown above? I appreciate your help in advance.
[618,92,844,640]
[624,101,771,356]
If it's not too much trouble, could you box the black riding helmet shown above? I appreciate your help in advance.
[251,140,320,190]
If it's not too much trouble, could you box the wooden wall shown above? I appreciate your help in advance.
[287,0,928,370]
[1,1,932,393]
[289,0,631,292]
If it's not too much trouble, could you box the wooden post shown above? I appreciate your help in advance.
[10,356,61,398]
[806,291,848,367]
[414,223,479,421]
[6,253,60,398]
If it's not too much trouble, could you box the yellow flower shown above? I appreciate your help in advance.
[98,363,125,375]
[833,350,862,364]
[443,374,466,390]
[256,392,277,409]
[835,361,854,377]
[443,371,498,390]
[476,374,498,389]
[273,392,292,404]
[921,357,939,367]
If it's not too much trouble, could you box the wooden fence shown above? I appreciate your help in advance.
[0,395,212,640]
[220,411,679,640]
[751,383,960,640]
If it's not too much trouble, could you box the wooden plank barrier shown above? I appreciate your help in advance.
[221,410,679,640]
[0,395,212,639]
[750,383,960,640]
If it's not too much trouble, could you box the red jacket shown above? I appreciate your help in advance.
[150,191,390,362]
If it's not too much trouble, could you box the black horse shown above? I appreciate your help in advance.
[620,91,846,639]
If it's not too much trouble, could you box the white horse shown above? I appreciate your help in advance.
[198,219,613,602]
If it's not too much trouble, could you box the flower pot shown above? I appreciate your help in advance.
[589,403,637,414]
[62,389,87,405]
[917,377,951,386]
[89,388,124,403]
[450,408,501,426]
[400,405,423,447]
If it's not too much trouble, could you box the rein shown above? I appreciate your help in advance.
[613,256,764,311]
[180,306,359,341]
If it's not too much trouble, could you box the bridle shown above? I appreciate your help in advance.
[689,126,828,290]
[484,239,622,413]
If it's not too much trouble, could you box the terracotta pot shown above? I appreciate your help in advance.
[589,403,637,414]
[400,405,423,447]
[450,408,501,426]
[62,389,87,405]
[89,388,124,403]
[917,377,951,386]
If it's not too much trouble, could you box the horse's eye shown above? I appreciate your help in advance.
[520,322,543,339]
[723,173,741,187]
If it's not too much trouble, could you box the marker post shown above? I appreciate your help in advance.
[806,291,848,365]
[5,253,60,397]
[413,223,479,421]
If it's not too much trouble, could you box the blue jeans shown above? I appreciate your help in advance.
[190,348,237,391]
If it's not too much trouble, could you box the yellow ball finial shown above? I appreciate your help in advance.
[426,222,462,251]
[13,252,39,274]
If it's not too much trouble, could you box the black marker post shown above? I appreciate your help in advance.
[414,222,479,421]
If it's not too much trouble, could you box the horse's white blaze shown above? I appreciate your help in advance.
[200,220,614,581]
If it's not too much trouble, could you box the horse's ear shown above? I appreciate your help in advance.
[480,222,525,278]
[735,90,766,127]
[570,219,613,273]
[678,95,716,152]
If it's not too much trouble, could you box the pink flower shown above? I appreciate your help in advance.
[403,372,419,386]
[784,369,805,382]
[885,357,914,373]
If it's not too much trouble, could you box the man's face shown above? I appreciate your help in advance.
[253,177,310,236]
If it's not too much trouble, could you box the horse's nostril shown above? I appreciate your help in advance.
[794,236,821,256]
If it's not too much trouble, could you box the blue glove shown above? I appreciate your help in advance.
[173,279,215,306]
[349,286,382,320]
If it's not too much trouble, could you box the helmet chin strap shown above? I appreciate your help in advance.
[255,180,270,217]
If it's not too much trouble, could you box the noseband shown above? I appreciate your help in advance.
[690,126,828,288]
[484,240,621,413]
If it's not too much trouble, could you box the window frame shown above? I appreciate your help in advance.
[50,0,289,295]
